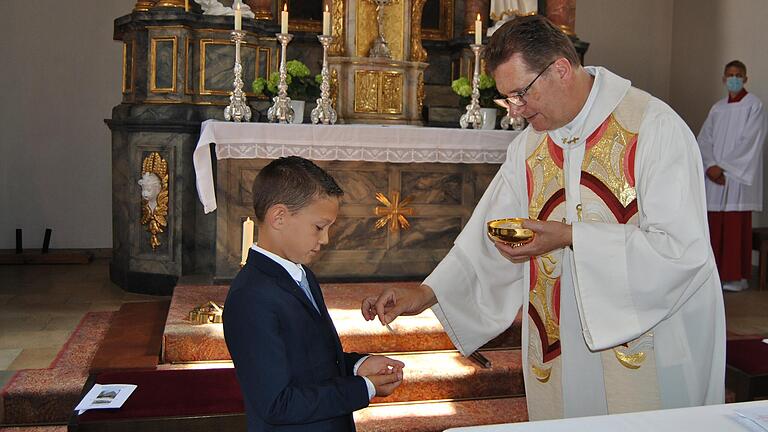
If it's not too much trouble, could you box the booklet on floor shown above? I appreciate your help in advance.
[74,383,137,415]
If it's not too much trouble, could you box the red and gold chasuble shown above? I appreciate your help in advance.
[523,89,661,418]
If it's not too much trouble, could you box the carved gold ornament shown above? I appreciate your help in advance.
[133,1,154,12]
[417,71,425,114]
[139,152,169,250]
[410,0,428,62]
[329,0,346,56]
[188,301,224,325]
[330,68,339,108]
[374,192,414,232]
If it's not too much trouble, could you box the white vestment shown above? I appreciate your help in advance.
[697,93,767,212]
[425,67,726,420]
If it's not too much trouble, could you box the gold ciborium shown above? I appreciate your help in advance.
[487,218,535,247]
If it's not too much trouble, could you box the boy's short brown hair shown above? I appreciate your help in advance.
[252,156,343,222]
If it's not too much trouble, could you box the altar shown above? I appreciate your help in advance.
[193,120,519,281]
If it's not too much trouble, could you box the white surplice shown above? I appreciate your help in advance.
[697,93,767,211]
[425,67,726,420]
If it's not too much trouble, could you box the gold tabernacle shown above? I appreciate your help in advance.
[487,218,535,247]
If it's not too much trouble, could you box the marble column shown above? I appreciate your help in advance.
[463,0,490,39]
[244,0,272,20]
[545,0,576,36]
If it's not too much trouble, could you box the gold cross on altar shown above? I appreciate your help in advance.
[374,192,414,233]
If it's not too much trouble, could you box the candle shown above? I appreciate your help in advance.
[521,0,538,15]
[281,3,289,34]
[323,4,331,36]
[234,1,242,31]
[185,0,189,12]
[241,217,254,266]
[475,13,482,45]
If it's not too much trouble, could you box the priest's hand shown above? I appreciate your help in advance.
[706,165,725,185]
[357,355,405,378]
[361,284,437,326]
[366,368,404,397]
[494,219,572,262]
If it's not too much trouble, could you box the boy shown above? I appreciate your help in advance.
[698,60,767,292]
[224,156,404,432]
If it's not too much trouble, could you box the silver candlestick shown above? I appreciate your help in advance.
[224,30,252,122]
[460,44,484,129]
[311,35,337,125]
[267,33,295,123]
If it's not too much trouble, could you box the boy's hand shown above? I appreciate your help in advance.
[366,369,404,397]
[357,355,404,377]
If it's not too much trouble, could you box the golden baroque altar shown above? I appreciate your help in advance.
[328,0,430,125]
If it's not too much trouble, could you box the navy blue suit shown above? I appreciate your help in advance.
[223,249,369,432]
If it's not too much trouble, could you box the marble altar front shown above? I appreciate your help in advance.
[194,121,518,281]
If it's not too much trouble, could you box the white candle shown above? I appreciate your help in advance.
[185,0,189,12]
[521,0,538,15]
[281,3,289,34]
[234,1,242,31]
[323,4,331,36]
[475,13,482,45]
[241,217,254,266]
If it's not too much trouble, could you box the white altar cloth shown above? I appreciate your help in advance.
[193,120,518,213]
[446,401,768,432]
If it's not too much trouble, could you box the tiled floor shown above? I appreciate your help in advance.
[0,258,164,390]
[0,258,767,390]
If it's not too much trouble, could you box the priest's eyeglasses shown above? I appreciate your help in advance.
[495,60,556,108]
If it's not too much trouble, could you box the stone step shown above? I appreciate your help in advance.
[162,284,521,363]
[355,396,529,432]
[371,349,524,404]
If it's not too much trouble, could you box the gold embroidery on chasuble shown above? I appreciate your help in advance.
[525,136,565,383]
[524,114,645,386]
[581,114,638,210]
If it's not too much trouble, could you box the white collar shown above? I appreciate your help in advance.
[251,243,304,283]
[549,66,631,148]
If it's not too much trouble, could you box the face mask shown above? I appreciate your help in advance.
[726,76,744,93]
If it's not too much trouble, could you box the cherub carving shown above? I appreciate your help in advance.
[138,152,169,250]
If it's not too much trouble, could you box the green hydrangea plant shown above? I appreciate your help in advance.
[252,60,320,101]
[451,73,502,109]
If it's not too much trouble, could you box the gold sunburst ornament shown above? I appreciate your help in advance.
[138,152,169,249]
[374,192,414,233]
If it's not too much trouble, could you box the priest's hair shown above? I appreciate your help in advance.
[252,156,343,222]
[485,15,580,75]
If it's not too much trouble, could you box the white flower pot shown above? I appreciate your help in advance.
[480,108,497,130]
[291,100,305,124]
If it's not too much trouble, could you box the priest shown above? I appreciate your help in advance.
[698,60,767,292]
[362,15,725,420]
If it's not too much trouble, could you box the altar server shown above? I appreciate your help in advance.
[698,60,767,292]
[363,15,725,420]
[224,156,404,431]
